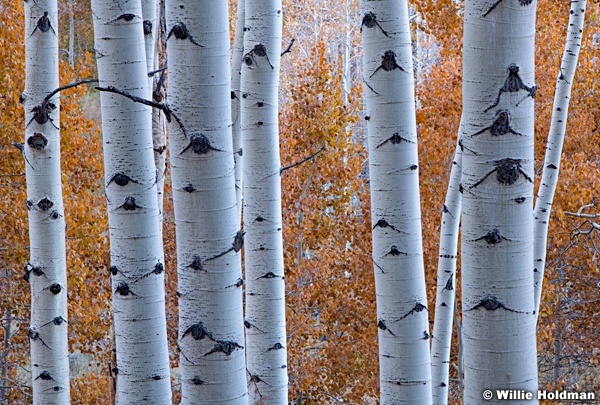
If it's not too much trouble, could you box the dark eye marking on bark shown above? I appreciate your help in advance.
[244,44,274,69]
[182,183,196,193]
[422,330,430,340]
[515,196,526,203]
[44,283,63,295]
[204,341,244,356]
[256,271,284,280]
[35,371,55,381]
[107,173,139,187]
[167,22,204,47]
[180,133,222,155]
[190,376,204,385]
[471,110,524,137]
[23,262,46,283]
[135,261,165,281]
[266,342,284,352]
[187,256,206,272]
[444,276,454,291]
[227,278,244,288]
[376,132,414,148]
[37,198,53,211]
[361,12,390,37]
[206,231,245,261]
[483,0,534,17]
[41,316,67,327]
[472,229,512,244]
[384,379,428,386]
[107,13,138,24]
[143,20,152,35]
[244,319,266,333]
[370,51,406,78]
[116,196,142,211]
[468,296,531,313]
[384,245,408,257]
[396,302,428,321]
[377,319,396,336]
[115,282,136,296]
[372,218,407,234]
[28,102,58,129]
[30,12,56,37]
[470,158,533,189]
[182,322,214,341]
[28,327,50,348]
[27,133,48,150]
[484,64,536,112]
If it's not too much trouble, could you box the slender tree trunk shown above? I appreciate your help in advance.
[460,0,538,403]
[165,0,248,402]
[231,0,245,223]
[23,1,70,402]
[91,1,172,402]
[533,0,586,318]
[360,1,432,402]
[241,0,288,402]
[68,0,75,66]
[431,138,462,405]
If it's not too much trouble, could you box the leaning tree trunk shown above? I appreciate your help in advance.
[460,0,538,403]
[91,1,172,403]
[165,0,248,402]
[431,136,463,405]
[23,1,70,402]
[360,1,432,402]
[241,0,288,402]
[533,0,586,318]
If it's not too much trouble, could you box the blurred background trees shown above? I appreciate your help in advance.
[1,0,599,402]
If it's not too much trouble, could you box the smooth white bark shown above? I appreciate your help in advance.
[533,0,586,319]
[91,1,171,402]
[241,0,288,402]
[165,1,248,402]
[431,138,462,405]
[231,0,245,223]
[24,1,70,402]
[461,0,538,403]
[360,1,432,402]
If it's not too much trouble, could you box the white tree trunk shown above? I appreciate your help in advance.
[533,0,586,318]
[460,0,538,403]
[91,1,172,403]
[23,1,70,402]
[431,138,462,405]
[165,0,248,402]
[360,1,432,402]
[241,0,288,402]
[231,0,245,223]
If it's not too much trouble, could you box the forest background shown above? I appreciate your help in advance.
[1,0,599,403]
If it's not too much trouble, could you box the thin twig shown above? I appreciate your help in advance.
[280,38,295,57]
[280,145,324,174]
[43,78,98,105]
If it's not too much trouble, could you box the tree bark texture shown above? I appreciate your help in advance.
[91,0,172,402]
[165,0,248,402]
[360,0,432,402]
[460,0,538,403]
[241,0,289,402]
[24,0,70,402]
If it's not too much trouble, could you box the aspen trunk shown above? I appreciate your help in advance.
[241,0,289,402]
[165,0,248,402]
[360,0,432,402]
[91,0,172,402]
[460,0,538,402]
[431,138,462,404]
[533,0,586,318]
[23,1,70,402]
